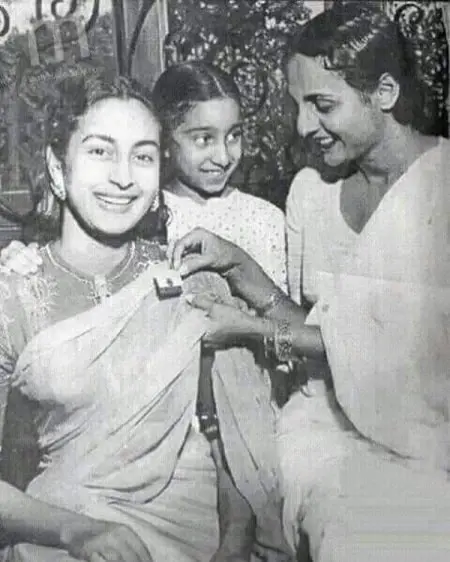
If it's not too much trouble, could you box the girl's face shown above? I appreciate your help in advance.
[51,97,160,238]
[170,97,242,196]
[287,54,385,168]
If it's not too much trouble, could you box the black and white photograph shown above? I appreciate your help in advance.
[0,1,448,561]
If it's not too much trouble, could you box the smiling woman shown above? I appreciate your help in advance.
[0,68,288,562]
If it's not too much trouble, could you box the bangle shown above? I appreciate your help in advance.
[263,332,276,362]
[274,320,293,362]
[256,288,285,317]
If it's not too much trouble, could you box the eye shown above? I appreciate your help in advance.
[226,128,243,144]
[192,134,213,148]
[86,145,113,159]
[134,152,157,165]
[314,99,336,114]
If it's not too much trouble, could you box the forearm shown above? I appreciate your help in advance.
[0,480,94,550]
[236,302,325,361]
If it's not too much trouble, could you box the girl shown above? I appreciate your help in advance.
[152,61,287,292]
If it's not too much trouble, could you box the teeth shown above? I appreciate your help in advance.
[317,139,334,149]
[97,195,133,206]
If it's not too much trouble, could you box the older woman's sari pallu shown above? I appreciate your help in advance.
[278,139,450,562]
[0,261,289,562]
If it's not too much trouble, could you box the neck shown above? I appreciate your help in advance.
[57,212,130,277]
[168,177,233,205]
[358,121,436,187]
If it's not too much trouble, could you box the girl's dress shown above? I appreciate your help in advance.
[164,187,287,291]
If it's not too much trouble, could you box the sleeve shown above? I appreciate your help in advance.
[261,204,288,293]
[285,172,306,305]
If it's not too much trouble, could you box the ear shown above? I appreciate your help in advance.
[46,146,66,201]
[375,73,400,112]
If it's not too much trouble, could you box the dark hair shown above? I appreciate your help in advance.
[35,67,169,243]
[46,70,157,163]
[286,3,423,128]
[152,61,241,139]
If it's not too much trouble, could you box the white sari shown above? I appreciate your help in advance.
[279,139,450,561]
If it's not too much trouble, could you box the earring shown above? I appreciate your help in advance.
[150,195,159,211]
[51,180,66,201]
[163,149,170,159]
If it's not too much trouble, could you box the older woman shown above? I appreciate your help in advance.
[170,5,450,562]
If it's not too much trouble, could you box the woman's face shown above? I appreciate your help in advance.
[287,54,384,168]
[170,97,242,196]
[59,97,160,237]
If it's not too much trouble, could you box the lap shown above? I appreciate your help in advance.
[277,383,450,562]
[6,428,219,562]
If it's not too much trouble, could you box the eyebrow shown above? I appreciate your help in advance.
[82,134,160,149]
[183,122,243,135]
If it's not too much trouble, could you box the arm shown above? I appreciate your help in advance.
[0,284,152,562]
[174,231,325,361]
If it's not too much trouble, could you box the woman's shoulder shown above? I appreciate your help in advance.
[287,166,340,211]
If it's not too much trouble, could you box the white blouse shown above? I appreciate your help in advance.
[164,188,287,292]
[286,167,358,305]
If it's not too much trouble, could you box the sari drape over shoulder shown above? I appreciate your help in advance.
[2,261,286,561]
[311,139,450,470]
[279,140,450,561]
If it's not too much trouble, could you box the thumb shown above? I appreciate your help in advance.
[184,293,215,311]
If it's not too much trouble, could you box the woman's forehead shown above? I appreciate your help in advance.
[180,97,241,130]
[77,97,160,141]
[287,54,349,96]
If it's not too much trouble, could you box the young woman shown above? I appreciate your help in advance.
[0,69,288,562]
[152,61,287,292]
[170,5,450,562]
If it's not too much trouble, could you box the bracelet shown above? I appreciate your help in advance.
[197,412,220,442]
[274,320,293,362]
[256,288,285,317]
[263,332,276,363]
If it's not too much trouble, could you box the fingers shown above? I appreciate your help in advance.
[178,254,217,277]
[171,228,212,271]
[0,241,42,275]
[185,293,219,314]
[90,553,106,562]
[2,248,42,275]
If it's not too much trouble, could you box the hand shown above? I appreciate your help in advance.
[171,228,277,311]
[61,518,153,562]
[186,292,261,349]
[0,241,42,275]
[171,228,247,281]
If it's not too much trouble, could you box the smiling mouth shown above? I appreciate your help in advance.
[314,137,335,151]
[95,194,137,208]
[202,169,227,175]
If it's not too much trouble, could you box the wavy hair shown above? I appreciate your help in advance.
[286,3,425,130]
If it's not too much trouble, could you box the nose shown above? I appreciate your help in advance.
[296,104,320,138]
[110,157,134,190]
[211,141,231,168]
